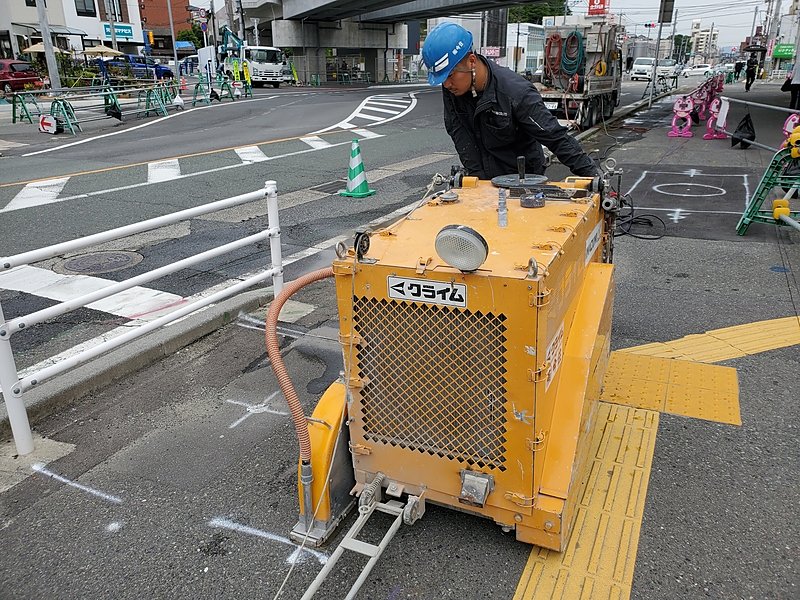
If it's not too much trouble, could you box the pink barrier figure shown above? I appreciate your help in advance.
[703,97,728,140]
[782,114,800,143]
[668,95,695,137]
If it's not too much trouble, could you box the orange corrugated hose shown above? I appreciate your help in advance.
[265,267,335,462]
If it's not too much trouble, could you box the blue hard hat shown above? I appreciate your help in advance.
[422,22,474,86]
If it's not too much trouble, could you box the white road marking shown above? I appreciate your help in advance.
[0,265,184,321]
[366,100,411,108]
[353,112,384,121]
[2,177,69,212]
[358,106,401,115]
[668,208,689,222]
[0,139,27,151]
[299,135,333,150]
[234,145,269,163]
[208,517,328,564]
[32,463,123,504]
[351,128,382,139]
[147,158,181,183]
[313,92,419,134]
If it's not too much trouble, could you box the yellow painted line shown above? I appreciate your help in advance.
[618,316,800,363]
[0,129,347,189]
[513,402,659,600]
[600,353,741,425]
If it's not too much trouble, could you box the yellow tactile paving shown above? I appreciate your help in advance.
[513,402,659,600]
[618,316,800,363]
[600,352,741,425]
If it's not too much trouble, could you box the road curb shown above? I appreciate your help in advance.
[0,288,269,441]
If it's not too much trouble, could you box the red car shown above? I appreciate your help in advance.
[0,59,45,97]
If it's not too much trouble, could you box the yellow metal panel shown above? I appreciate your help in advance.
[298,382,348,521]
[513,402,658,600]
[619,316,800,363]
[367,179,597,280]
[600,353,741,425]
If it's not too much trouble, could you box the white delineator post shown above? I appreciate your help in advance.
[265,180,284,296]
[0,303,34,456]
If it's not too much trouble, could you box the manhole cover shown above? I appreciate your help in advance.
[57,251,143,275]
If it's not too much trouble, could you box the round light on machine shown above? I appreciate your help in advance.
[435,225,489,272]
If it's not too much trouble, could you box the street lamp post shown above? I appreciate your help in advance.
[35,0,62,90]
[165,0,179,77]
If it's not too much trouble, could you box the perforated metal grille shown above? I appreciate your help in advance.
[352,297,509,471]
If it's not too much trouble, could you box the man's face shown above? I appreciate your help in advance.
[443,55,474,96]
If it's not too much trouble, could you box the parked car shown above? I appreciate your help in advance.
[631,57,655,81]
[105,54,173,79]
[683,64,713,77]
[0,59,44,97]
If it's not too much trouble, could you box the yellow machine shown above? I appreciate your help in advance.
[271,166,621,559]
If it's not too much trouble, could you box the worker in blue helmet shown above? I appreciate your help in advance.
[422,22,597,180]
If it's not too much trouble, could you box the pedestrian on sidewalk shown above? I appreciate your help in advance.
[421,22,598,180]
[734,61,743,81]
[781,70,800,110]
[745,54,758,91]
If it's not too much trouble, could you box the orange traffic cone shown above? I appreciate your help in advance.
[180,76,188,92]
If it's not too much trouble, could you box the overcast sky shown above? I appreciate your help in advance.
[192,0,777,49]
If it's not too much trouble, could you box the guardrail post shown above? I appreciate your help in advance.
[265,180,284,296]
[0,303,34,456]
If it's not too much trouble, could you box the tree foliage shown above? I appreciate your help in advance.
[672,34,693,62]
[509,1,569,24]
[177,24,203,49]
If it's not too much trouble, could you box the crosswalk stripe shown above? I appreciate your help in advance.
[0,139,27,151]
[235,146,269,163]
[147,159,181,183]
[300,135,333,149]
[360,105,402,115]
[366,101,410,108]
[2,177,70,212]
[353,113,384,121]
[0,265,185,321]
[351,128,382,139]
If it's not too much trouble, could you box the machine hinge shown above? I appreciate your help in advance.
[548,224,576,236]
[346,377,365,389]
[416,256,432,274]
[333,263,354,275]
[535,288,551,307]
[349,442,372,455]
[504,491,536,508]
[527,362,550,383]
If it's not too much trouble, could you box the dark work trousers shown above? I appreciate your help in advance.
[790,85,800,110]
[745,69,756,91]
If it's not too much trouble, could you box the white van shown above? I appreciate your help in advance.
[631,57,655,81]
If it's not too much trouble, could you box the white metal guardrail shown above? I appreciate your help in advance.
[717,96,800,152]
[0,181,284,456]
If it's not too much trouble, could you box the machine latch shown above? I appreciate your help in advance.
[416,257,432,274]
[458,470,494,507]
[339,333,363,346]
[526,430,547,452]
[527,362,549,383]
[349,443,372,455]
[504,491,536,508]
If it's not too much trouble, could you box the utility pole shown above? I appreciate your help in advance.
[709,22,715,63]
[35,0,61,90]
[253,18,259,46]
[649,20,665,108]
[765,0,782,72]
[166,0,179,76]
[225,0,235,33]
[236,0,246,41]
[669,9,678,59]
[105,0,118,50]
[750,6,759,44]
[515,21,520,72]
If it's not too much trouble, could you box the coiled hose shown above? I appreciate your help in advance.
[544,33,563,79]
[561,31,584,76]
[265,266,334,463]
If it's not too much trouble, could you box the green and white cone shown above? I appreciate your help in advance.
[339,139,376,198]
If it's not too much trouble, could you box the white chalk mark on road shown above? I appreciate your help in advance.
[32,463,123,504]
[226,391,288,428]
[208,517,328,564]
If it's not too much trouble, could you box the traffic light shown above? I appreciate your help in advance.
[148,30,154,45]
[644,23,657,28]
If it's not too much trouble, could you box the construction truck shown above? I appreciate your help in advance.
[218,25,288,88]
[535,18,623,129]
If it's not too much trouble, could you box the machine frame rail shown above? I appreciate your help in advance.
[301,499,405,600]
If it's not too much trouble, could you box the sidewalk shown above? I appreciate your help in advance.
[0,77,797,599]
